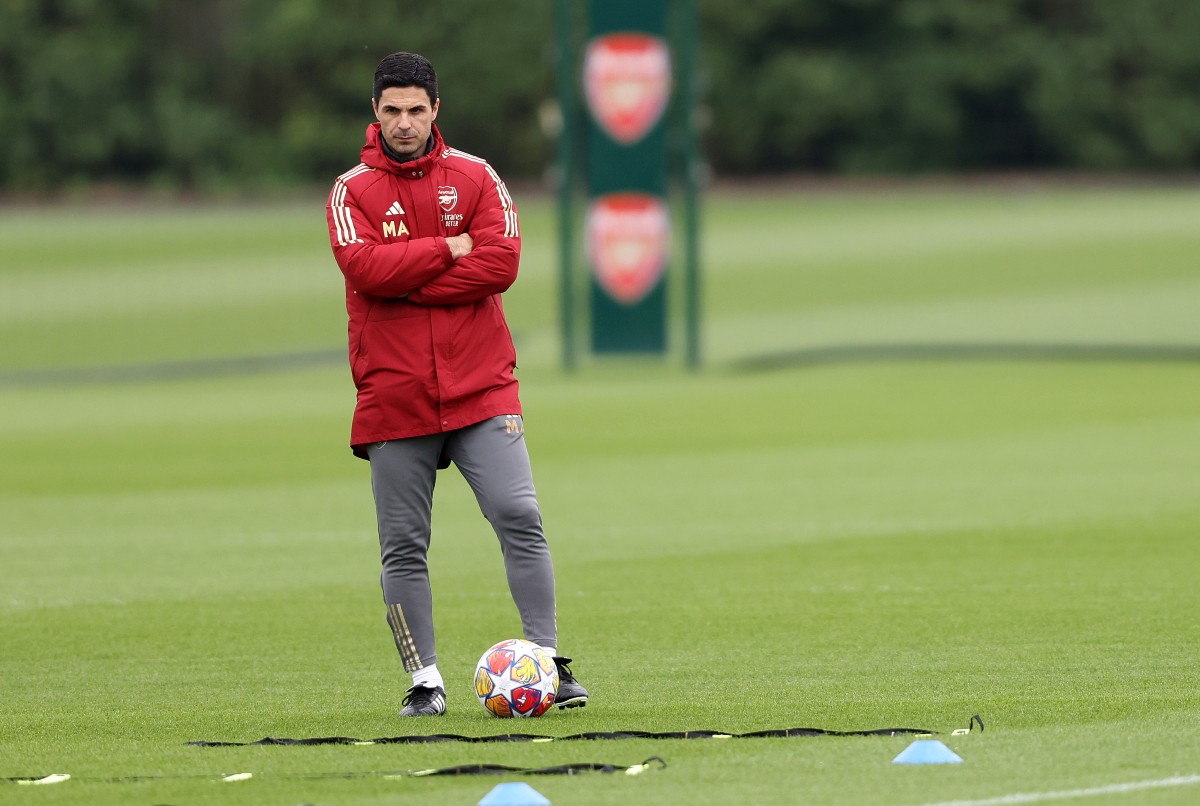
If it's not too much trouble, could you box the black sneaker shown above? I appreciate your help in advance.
[553,657,589,709]
[399,685,446,717]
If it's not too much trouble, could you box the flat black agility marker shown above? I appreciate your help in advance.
[4,757,667,786]
[186,715,984,747]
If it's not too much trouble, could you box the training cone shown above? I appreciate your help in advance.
[892,739,963,765]
[478,781,551,806]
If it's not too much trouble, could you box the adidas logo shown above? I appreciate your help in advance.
[385,201,404,216]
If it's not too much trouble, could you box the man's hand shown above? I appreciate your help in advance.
[446,232,474,261]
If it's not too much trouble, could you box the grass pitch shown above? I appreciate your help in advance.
[2,182,1199,804]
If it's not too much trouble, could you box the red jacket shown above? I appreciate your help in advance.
[326,123,522,457]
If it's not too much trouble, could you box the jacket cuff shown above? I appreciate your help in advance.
[436,236,454,266]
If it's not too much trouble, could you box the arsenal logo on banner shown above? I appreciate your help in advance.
[583,33,672,145]
[587,193,670,305]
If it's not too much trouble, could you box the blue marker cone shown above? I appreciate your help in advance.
[892,739,963,764]
[478,781,551,806]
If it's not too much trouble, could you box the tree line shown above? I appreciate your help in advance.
[1,0,1197,192]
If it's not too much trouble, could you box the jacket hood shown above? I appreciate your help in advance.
[361,122,445,175]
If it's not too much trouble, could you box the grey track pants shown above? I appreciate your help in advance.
[367,414,556,672]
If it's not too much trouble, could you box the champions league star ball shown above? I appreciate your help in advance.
[474,639,559,718]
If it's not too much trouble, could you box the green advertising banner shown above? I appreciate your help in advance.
[583,0,671,353]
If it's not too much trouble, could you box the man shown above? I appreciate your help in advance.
[324,52,588,716]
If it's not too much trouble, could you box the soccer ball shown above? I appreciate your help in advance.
[473,639,559,718]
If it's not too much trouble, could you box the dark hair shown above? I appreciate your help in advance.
[373,52,438,104]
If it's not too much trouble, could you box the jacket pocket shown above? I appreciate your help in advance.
[484,297,518,365]
[367,298,426,321]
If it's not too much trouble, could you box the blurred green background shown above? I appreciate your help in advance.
[2,0,1199,193]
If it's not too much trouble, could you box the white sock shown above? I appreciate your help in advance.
[539,645,558,657]
[412,664,443,690]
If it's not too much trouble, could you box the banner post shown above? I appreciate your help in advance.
[557,0,701,364]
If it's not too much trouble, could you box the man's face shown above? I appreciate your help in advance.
[373,86,439,158]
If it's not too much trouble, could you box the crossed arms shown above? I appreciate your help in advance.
[328,176,520,306]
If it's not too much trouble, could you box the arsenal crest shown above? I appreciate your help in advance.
[437,186,458,211]
[586,193,670,305]
[583,33,672,145]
